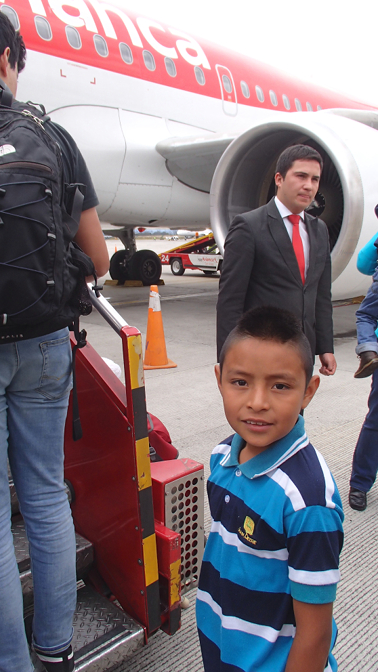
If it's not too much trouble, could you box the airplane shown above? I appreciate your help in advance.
[2,0,378,299]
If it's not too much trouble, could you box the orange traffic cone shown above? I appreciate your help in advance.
[144,285,177,370]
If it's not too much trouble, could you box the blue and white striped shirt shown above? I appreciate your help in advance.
[196,416,344,672]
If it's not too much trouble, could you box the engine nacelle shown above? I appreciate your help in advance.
[210,111,378,299]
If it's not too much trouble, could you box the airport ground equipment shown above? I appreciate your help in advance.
[159,234,223,275]
[10,288,204,670]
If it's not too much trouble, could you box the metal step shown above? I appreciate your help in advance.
[12,518,94,608]
[13,520,144,669]
[72,584,145,671]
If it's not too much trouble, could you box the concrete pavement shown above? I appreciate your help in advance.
[82,243,376,672]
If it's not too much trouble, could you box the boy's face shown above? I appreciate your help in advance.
[215,337,319,461]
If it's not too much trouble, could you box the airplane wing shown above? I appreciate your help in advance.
[156,133,236,192]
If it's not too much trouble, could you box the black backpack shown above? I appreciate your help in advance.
[0,95,98,327]
[0,92,100,438]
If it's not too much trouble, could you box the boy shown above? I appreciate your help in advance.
[196,307,344,672]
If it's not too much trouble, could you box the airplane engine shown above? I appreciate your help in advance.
[210,110,378,300]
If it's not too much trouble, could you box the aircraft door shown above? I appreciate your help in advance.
[215,65,238,116]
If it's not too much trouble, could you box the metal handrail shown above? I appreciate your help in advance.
[88,283,129,335]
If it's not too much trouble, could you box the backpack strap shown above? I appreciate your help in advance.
[71,318,88,441]
[0,85,13,108]
[70,273,101,441]
[25,100,47,117]
[65,183,85,227]
[64,185,90,440]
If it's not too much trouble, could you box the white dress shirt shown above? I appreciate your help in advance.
[274,196,310,278]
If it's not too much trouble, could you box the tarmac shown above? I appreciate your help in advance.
[81,239,377,672]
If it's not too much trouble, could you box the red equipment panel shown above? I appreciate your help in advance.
[155,522,181,635]
[151,459,205,593]
[64,329,160,637]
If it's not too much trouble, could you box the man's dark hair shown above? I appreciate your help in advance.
[0,12,26,73]
[219,306,314,385]
[275,144,323,179]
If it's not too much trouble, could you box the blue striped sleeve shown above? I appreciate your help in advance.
[285,501,343,603]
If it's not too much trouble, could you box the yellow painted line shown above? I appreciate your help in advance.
[170,558,181,606]
[143,533,159,586]
[110,291,219,308]
[136,437,151,490]
[127,334,145,389]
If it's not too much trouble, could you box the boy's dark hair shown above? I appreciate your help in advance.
[275,144,323,178]
[0,12,26,73]
[219,306,314,385]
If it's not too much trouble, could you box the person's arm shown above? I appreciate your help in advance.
[285,600,333,672]
[284,470,343,672]
[216,216,255,360]
[74,207,109,278]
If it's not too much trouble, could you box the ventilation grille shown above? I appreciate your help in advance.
[164,469,204,593]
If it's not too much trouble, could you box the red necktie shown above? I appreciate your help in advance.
[288,214,305,284]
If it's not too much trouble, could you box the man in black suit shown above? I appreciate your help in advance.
[216,144,336,376]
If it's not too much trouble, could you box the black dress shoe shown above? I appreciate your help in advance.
[354,351,378,378]
[349,487,367,511]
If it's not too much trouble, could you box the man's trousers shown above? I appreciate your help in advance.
[350,369,378,492]
[0,328,76,672]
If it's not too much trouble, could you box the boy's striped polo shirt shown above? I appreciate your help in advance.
[196,415,344,672]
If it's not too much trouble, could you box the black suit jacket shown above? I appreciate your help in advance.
[216,198,334,360]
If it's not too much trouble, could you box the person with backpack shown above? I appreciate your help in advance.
[0,14,109,672]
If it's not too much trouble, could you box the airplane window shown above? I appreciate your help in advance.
[94,34,108,57]
[165,57,177,77]
[120,43,133,64]
[34,16,52,41]
[317,105,322,111]
[282,94,290,110]
[240,81,250,98]
[222,75,232,94]
[269,90,278,106]
[295,98,302,111]
[255,85,264,103]
[143,50,156,72]
[306,102,313,111]
[65,25,81,50]
[195,66,205,86]
[0,5,20,31]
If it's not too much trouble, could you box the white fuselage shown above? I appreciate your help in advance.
[7,0,378,298]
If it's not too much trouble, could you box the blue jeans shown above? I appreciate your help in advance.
[0,328,77,672]
[356,273,378,355]
[350,369,378,492]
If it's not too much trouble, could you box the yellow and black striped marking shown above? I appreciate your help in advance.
[127,330,160,633]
